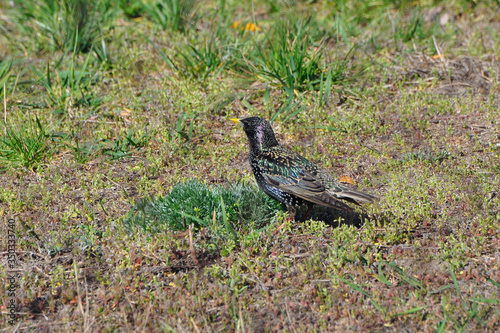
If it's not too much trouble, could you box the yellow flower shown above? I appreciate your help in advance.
[245,23,261,32]
[231,20,261,32]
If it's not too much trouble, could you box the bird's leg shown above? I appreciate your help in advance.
[286,205,296,221]
[273,205,296,235]
[300,203,314,222]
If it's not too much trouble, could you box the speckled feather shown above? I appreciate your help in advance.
[235,116,377,215]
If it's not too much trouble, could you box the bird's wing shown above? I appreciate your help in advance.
[314,169,378,204]
[258,148,354,211]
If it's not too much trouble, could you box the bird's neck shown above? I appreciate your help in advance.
[249,134,279,155]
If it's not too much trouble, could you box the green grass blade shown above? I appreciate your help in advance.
[323,67,333,105]
[437,314,447,333]
[139,32,175,68]
[429,284,454,295]
[375,261,393,287]
[220,195,238,240]
[487,277,500,290]
[450,266,468,310]
[387,262,422,289]
[334,276,386,316]
[177,211,209,228]
[470,298,500,305]
[393,306,426,316]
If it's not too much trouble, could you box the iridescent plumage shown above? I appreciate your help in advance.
[231,116,377,219]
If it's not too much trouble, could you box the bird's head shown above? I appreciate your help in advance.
[230,117,279,153]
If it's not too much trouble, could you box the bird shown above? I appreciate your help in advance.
[230,116,377,221]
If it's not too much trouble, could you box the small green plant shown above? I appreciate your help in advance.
[390,9,438,50]
[71,140,99,164]
[79,222,103,256]
[247,20,326,97]
[9,0,116,53]
[101,128,153,160]
[0,57,28,98]
[400,148,450,164]
[0,58,14,96]
[163,113,198,151]
[173,113,196,141]
[0,117,51,170]
[269,98,306,123]
[60,128,153,163]
[124,180,281,235]
[177,36,227,80]
[117,0,144,18]
[141,0,197,32]
[31,52,101,115]
[314,45,356,105]
[395,12,424,43]
[334,274,388,317]
[66,131,101,164]
[441,266,498,330]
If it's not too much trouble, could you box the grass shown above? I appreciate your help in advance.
[248,19,326,97]
[1,0,500,331]
[100,127,154,160]
[0,58,15,96]
[124,179,282,256]
[0,116,52,170]
[32,48,104,114]
[141,0,198,32]
[176,34,227,80]
[125,179,281,232]
[400,148,451,164]
[7,0,116,53]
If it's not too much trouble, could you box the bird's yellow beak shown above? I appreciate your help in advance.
[230,118,240,124]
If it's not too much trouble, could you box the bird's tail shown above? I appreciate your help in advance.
[336,190,378,204]
[314,192,355,211]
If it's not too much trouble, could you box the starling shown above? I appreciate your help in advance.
[230,116,377,220]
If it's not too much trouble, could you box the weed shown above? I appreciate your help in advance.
[31,52,101,115]
[142,0,197,32]
[334,275,387,317]
[69,135,101,164]
[9,0,116,53]
[101,128,153,160]
[57,127,153,163]
[0,58,14,96]
[124,180,281,235]
[247,19,325,97]
[165,113,197,150]
[400,148,450,164]
[116,0,144,18]
[177,36,227,80]
[0,116,51,170]
[269,98,306,123]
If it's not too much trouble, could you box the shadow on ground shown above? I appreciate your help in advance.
[294,205,372,228]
